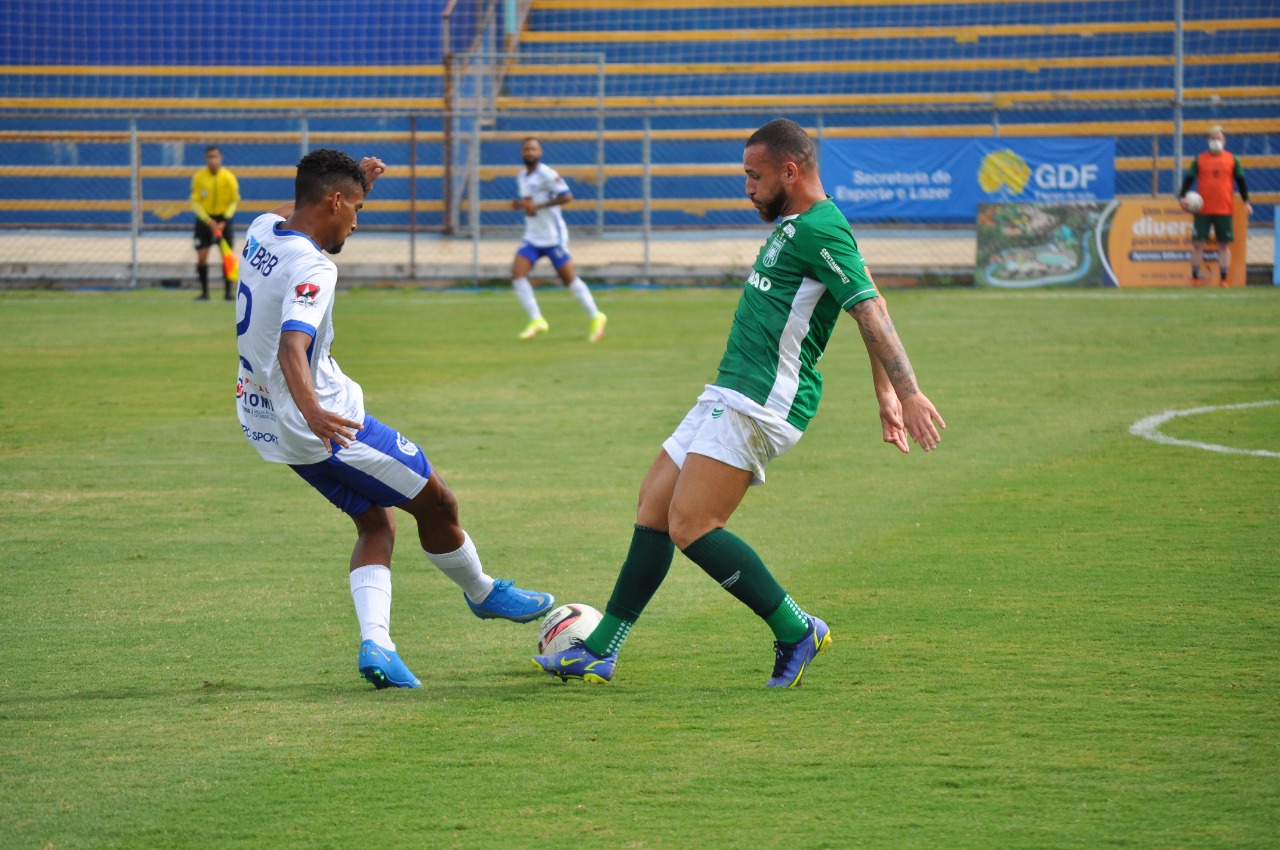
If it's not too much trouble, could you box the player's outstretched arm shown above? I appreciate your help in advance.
[278,330,362,453]
[848,295,946,452]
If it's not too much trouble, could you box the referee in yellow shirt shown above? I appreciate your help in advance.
[190,145,240,301]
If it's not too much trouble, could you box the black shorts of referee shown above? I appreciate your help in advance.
[194,215,235,250]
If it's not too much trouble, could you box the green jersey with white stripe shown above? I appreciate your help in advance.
[714,197,878,430]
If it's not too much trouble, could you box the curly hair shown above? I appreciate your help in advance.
[294,148,368,206]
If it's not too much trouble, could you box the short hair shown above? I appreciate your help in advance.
[1207,124,1224,136]
[294,148,367,207]
[205,145,221,155]
[745,119,816,170]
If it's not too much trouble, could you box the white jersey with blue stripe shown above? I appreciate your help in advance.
[234,213,365,465]
[517,163,570,248]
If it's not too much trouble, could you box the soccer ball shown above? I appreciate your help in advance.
[1183,191,1203,212]
[537,603,603,654]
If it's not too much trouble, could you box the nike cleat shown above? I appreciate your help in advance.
[466,579,555,623]
[588,312,607,342]
[533,640,616,684]
[358,639,422,689]
[766,616,831,688]
[519,318,549,340]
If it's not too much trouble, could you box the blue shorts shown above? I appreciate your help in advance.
[290,414,433,518]
[516,241,572,271]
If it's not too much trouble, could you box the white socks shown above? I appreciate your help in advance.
[567,277,599,316]
[424,531,495,603]
[350,564,394,650]
[514,275,600,319]
[350,533,494,649]
[512,276,541,320]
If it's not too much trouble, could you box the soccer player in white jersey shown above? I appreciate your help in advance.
[534,119,945,687]
[235,148,554,689]
[509,137,607,342]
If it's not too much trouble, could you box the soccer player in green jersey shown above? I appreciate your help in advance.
[533,119,945,687]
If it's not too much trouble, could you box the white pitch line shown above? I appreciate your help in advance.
[1129,400,1280,458]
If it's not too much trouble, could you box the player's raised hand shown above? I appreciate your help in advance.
[359,157,387,189]
[900,392,946,452]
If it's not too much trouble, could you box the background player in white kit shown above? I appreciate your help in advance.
[235,148,555,689]
[509,137,607,342]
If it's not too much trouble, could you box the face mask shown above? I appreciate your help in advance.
[1208,139,1224,153]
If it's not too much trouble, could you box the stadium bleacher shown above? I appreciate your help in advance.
[1,0,1277,246]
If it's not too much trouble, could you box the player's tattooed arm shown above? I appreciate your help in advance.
[849,296,919,400]
[848,295,947,452]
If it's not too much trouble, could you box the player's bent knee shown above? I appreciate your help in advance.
[404,477,460,526]
[667,513,718,551]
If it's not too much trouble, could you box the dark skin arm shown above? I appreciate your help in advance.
[278,329,362,453]
[848,295,946,452]
[269,157,388,452]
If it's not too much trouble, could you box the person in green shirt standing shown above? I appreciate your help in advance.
[534,118,946,688]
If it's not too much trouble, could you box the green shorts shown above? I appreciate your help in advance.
[1192,214,1233,243]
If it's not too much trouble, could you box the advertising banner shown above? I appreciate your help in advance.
[975,199,1249,288]
[976,202,1108,288]
[826,138,1115,222]
[1101,199,1248,287]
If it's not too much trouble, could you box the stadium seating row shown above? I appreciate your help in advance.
[1,0,1275,230]
[2,119,1276,229]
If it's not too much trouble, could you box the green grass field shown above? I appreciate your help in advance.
[2,285,1278,849]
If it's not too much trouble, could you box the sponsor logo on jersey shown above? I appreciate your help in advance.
[762,236,785,268]
[747,270,773,292]
[819,248,851,284]
[245,238,280,277]
[292,283,320,305]
[237,378,274,416]
[711,405,725,419]
[396,433,419,456]
[241,423,279,443]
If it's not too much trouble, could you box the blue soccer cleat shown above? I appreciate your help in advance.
[766,616,831,688]
[533,640,617,684]
[358,639,422,689]
[465,579,555,623]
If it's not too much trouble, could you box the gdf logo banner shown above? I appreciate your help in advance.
[973,138,1115,203]
[826,137,1115,222]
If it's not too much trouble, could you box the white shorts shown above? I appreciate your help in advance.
[661,385,803,486]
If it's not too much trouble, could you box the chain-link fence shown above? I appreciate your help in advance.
[3,106,1276,289]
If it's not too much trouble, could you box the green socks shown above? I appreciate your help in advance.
[583,524,811,656]
[584,525,675,657]
[682,527,810,644]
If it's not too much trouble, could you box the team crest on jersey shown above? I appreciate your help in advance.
[292,283,320,305]
[782,223,796,238]
[396,433,419,457]
[762,236,785,268]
